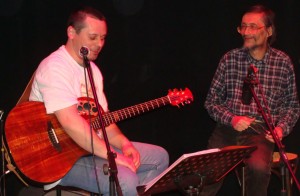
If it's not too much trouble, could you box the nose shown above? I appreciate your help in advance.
[238,26,252,35]
[97,39,105,49]
[243,27,253,35]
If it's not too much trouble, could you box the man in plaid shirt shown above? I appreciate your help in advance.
[203,4,300,196]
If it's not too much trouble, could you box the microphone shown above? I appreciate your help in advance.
[242,64,258,105]
[79,46,90,57]
[79,46,91,67]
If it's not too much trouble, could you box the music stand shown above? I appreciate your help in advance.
[137,145,257,196]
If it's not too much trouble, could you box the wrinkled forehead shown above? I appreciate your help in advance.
[241,12,265,25]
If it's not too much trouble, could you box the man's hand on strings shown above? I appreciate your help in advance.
[266,126,283,143]
[231,116,255,131]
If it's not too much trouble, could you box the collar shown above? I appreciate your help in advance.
[245,46,272,66]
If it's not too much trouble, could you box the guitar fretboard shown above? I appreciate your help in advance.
[91,95,171,130]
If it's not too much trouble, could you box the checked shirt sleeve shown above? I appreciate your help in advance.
[204,58,235,126]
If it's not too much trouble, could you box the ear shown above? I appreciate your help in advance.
[67,26,76,39]
[266,26,273,37]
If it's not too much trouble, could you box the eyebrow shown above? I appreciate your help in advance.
[88,33,106,37]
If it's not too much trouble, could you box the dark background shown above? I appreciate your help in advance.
[1,0,300,195]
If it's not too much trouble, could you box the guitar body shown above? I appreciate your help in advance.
[4,101,88,184]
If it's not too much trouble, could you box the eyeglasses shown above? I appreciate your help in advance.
[237,24,265,33]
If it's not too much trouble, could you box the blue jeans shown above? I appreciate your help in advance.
[58,142,169,195]
[200,124,274,196]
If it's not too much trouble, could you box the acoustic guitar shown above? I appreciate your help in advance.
[4,88,193,184]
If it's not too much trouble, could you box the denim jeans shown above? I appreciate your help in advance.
[58,142,169,195]
[200,124,274,196]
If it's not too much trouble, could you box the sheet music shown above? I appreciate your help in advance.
[143,148,221,192]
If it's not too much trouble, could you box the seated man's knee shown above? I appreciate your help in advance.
[247,158,271,173]
[157,147,169,168]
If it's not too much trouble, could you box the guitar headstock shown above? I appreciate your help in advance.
[168,88,194,106]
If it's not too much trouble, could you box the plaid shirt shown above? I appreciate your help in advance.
[205,47,300,136]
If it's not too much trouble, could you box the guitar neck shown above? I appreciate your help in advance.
[91,95,171,129]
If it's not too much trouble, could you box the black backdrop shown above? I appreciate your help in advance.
[1,0,300,195]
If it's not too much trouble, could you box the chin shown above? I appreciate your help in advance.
[89,55,98,61]
[243,43,257,50]
[243,41,252,48]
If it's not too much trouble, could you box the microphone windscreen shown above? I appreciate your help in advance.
[79,46,90,57]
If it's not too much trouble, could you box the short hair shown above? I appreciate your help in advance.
[245,5,276,45]
[67,6,106,34]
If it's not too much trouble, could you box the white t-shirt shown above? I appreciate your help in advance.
[30,45,108,113]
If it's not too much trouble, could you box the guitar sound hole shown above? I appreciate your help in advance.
[83,103,91,110]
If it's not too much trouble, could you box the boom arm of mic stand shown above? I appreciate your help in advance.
[83,56,123,196]
[248,84,300,191]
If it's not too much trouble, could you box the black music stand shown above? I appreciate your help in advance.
[137,145,257,196]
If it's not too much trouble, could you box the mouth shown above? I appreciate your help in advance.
[243,36,255,41]
[90,50,100,56]
[86,50,100,60]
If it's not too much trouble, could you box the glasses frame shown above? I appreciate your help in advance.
[237,24,265,33]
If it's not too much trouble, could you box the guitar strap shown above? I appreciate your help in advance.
[2,137,29,186]
[16,71,36,105]
[2,72,36,186]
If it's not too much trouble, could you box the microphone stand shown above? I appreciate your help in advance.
[82,55,123,196]
[246,71,300,194]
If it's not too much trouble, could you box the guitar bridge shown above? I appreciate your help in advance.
[47,121,62,152]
